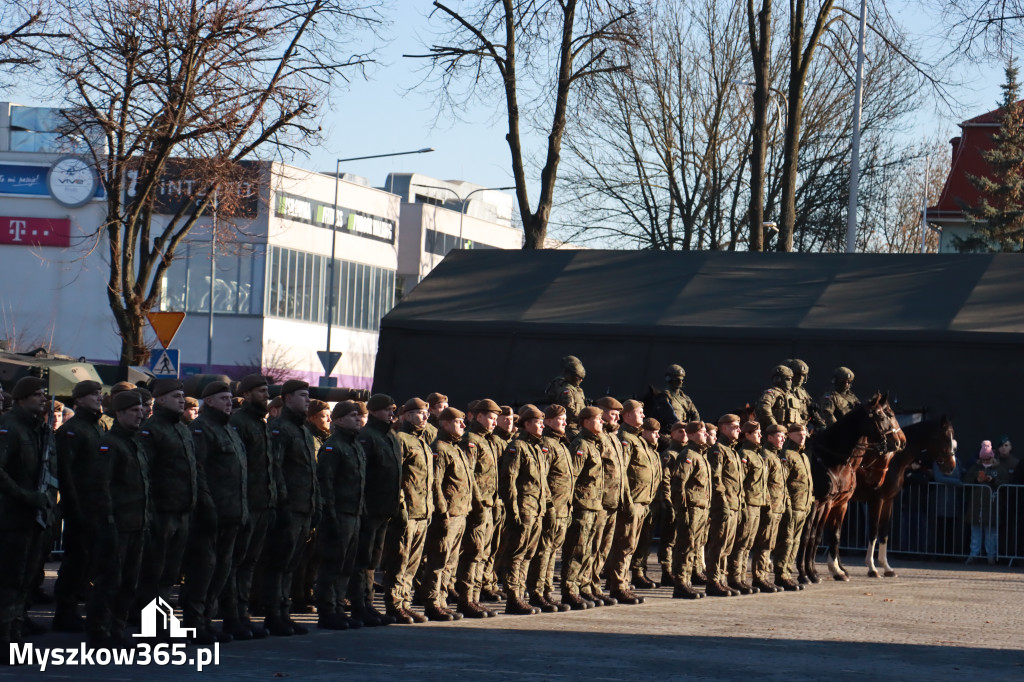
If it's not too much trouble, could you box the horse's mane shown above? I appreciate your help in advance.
[896,417,953,463]
[809,399,874,467]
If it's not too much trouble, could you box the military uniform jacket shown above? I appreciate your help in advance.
[619,424,661,505]
[672,443,712,510]
[599,426,630,511]
[269,406,320,516]
[0,406,53,530]
[545,376,585,425]
[737,439,768,507]
[762,444,787,514]
[432,431,475,518]
[493,427,513,457]
[55,406,106,518]
[500,431,550,518]
[140,405,200,514]
[394,421,434,520]
[541,427,574,516]
[755,388,801,430]
[708,438,744,513]
[358,416,403,518]
[791,385,814,425]
[568,430,605,512]
[819,390,860,427]
[318,427,366,525]
[658,441,683,503]
[230,401,278,511]
[89,422,149,532]
[781,440,813,513]
[192,405,248,525]
[423,421,438,448]
[658,388,700,425]
[463,423,500,509]
[307,422,331,452]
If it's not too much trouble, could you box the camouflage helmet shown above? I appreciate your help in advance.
[772,364,794,379]
[665,364,685,379]
[785,358,809,375]
[562,355,586,380]
[833,366,855,383]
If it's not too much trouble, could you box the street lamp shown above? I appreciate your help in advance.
[321,146,435,386]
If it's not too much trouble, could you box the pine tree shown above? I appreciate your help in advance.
[960,58,1024,252]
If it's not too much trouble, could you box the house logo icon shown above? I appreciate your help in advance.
[132,597,196,639]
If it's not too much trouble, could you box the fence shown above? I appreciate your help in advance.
[836,482,1024,565]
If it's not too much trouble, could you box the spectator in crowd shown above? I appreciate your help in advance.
[899,457,932,553]
[994,436,1024,559]
[931,443,964,556]
[963,440,1001,565]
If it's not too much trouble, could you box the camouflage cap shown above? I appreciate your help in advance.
[834,366,855,382]
[595,396,623,411]
[665,364,685,378]
[562,355,586,379]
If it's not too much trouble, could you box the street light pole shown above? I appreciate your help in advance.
[920,154,930,254]
[206,189,218,372]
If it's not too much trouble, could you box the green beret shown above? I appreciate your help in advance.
[201,380,231,398]
[72,380,103,400]
[11,376,46,400]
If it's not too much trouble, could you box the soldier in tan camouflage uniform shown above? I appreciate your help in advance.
[480,405,515,603]
[544,356,587,429]
[670,421,711,599]
[560,406,605,610]
[752,423,787,594]
[653,364,700,428]
[775,423,811,590]
[728,422,766,595]
[705,414,743,597]
[818,367,860,428]
[631,418,665,587]
[784,359,815,426]
[586,396,628,607]
[754,365,801,432]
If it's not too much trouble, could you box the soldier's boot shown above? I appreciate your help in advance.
[704,581,734,597]
[505,593,538,615]
[592,589,617,607]
[625,588,646,604]
[404,607,428,624]
[691,571,708,586]
[354,596,393,627]
[20,615,47,635]
[672,580,703,600]
[727,578,755,595]
[775,575,800,592]
[752,577,778,594]
[385,605,415,625]
[544,592,571,613]
[631,570,656,590]
[578,589,600,608]
[285,615,309,635]
[528,592,558,613]
[561,591,590,611]
[317,612,350,630]
[659,563,674,588]
[423,603,454,622]
[242,615,269,639]
[209,621,234,644]
[609,587,640,605]
[457,595,489,619]
[52,602,86,633]
[223,617,254,641]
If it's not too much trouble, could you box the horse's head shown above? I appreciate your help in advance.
[865,392,906,454]
[929,415,957,475]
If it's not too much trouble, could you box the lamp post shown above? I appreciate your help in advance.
[206,189,218,372]
[920,154,930,254]
[321,147,434,385]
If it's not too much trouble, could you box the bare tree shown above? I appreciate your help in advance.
[0,1,63,87]
[944,0,1024,56]
[409,0,639,249]
[51,0,380,371]
[746,0,773,251]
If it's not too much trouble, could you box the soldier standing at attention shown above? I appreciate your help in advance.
[818,367,860,428]
[587,396,628,607]
[182,397,200,424]
[705,414,743,597]
[654,365,700,427]
[482,405,516,602]
[315,401,367,630]
[775,423,811,590]
[353,394,401,627]
[754,365,799,432]
[670,421,711,599]
[561,406,605,610]
[526,404,574,613]
[752,423,787,594]
[294,399,331,615]
[53,380,106,633]
[631,417,664,589]
[84,389,149,648]
[729,421,766,595]
[382,398,434,624]
[424,393,448,444]
[544,356,587,430]
[225,374,275,640]
[656,422,687,586]
[422,406,472,622]
[784,359,814,426]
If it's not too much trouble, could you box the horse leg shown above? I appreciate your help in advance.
[825,503,850,581]
[807,503,828,584]
[878,497,898,577]
[865,498,881,578]
[797,502,819,584]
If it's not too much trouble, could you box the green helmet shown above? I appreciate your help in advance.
[833,366,855,383]
[785,358,809,375]
[772,364,794,379]
[562,355,586,380]
[665,364,685,379]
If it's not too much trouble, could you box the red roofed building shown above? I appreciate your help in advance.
[928,102,1020,252]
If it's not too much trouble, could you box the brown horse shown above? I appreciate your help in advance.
[853,416,957,577]
[796,393,904,584]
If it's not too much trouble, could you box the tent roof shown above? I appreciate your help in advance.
[383,251,1024,343]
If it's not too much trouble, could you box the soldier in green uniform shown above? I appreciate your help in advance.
[225,374,275,639]
[53,380,106,632]
[632,417,665,588]
[353,394,402,627]
[424,393,448,445]
[456,399,502,618]
[293,399,330,616]
[705,414,743,597]
[775,423,811,590]
[729,422,766,595]
[382,398,434,624]
[587,396,628,607]
[183,380,248,644]
[263,379,319,636]
[526,404,574,613]
[653,364,700,428]
[818,367,860,428]
[561,406,605,610]
[656,422,687,586]
[422,406,471,622]
[315,401,367,629]
[752,423,787,594]
[754,365,800,432]
[480,405,515,602]
[544,356,587,429]
[0,377,54,656]
[784,359,815,426]
[85,389,149,648]
[669,421,710,599]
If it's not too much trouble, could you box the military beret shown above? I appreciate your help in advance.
[544,404,566,419]
[665,364,685,377]
[466,399,480,413]
[11,376,46,400]
[307,399,330,417]
[71,380,103,400]
[201,380,232,399]
[110,381,137,396]
[475,398,501,414]
[237,374,269,394]
[332,400,368,419]
[439,406,465,422]
[579,406,603,421]
[499,405,514,417]
[595,396,623,411]
[426,392,449,407]
[136,387,152,402]
[185,397,199,408]
[280,379,309,396]
[400,397,428,414]
[741,421,761,434]
[269,396,283,410]
[718,413,741,425]
[788,422,808,433]
[111,389,143,412]
[765,423,787,436]
[366,393,395,412]
[671,421,688,433]
[621,399,644,413]
[150,378,183,397]
[518,404,544,421]
[704,422,718,432]
[642,417,660,432]
[684,420,705,434]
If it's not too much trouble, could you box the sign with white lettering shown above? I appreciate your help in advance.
[0,217,71,247]
[275,190,395,244]
[47,156,98,207]
[0,162,104,200]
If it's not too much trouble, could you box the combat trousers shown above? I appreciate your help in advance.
[351,513,391,605]
[561,508,599,595]
[0,526,44,635]
[775,507,810,580]
[315,512,360,615]
[528,508,569,596]
[86,527,143,641]
[631,500,660,575]
[502,512,542,598]
[588,508,618,593]
[456,507,494,602]
[261,508,312,618]
[225,508,273,621]
[423,515,467,606]
[704,506,738,584]
[728,505,762,583]
[137,510,190,611]
[291,529,319,610]
[483,501,505,592]
[54,513,92,613]
[753,509,783,582]
[382,516,428,611]
[608,502,648,592]
[671,506,709,582]
[654,499,677,572]
[183,517,240,627]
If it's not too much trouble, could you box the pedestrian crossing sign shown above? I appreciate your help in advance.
[150,348,180,378]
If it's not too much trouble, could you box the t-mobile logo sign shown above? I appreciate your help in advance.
[0,216,70,247]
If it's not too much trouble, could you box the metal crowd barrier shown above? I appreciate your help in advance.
[835,482,1024,566]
